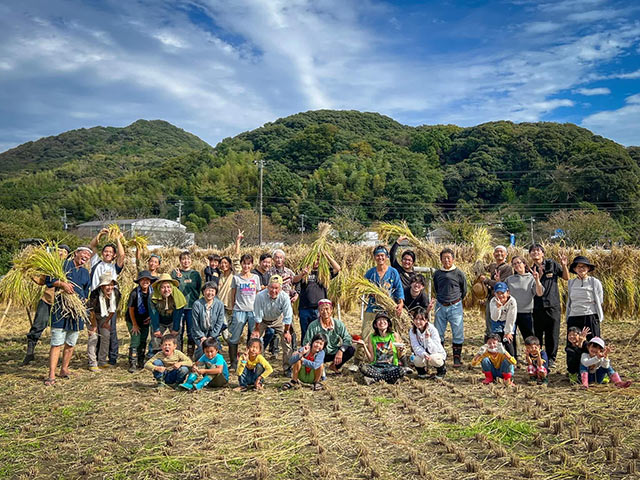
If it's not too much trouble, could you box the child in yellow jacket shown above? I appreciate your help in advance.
[471,334,517,385]
[236,338,273,391]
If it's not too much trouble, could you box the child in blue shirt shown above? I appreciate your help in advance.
[179,338,229,390]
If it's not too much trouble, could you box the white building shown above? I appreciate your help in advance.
[75,218,194,247]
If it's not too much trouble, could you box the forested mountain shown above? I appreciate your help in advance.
[0,110,638,270]
[0,119,209,178]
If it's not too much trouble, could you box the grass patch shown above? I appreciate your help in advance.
[373,396,398,405]
[446,419,537,445]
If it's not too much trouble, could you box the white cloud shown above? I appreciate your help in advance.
[576,87,611,96]
[567,9,623,23]
[582,93,640,146]
[524,22,563,34]
[611,69,640,79]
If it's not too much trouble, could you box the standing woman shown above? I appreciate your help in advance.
[505,256,543,358]
[216,231,243,321]
[566,256,603,341]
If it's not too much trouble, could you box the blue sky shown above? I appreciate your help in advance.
[0,0,639,154]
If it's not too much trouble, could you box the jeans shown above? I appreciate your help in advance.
[481,357,514,378]
[533,305,561,362]
[513,312,534,357]
[239,363,265,387]
[228,310,256,345]
[108,311,119,365]
[26,299,51,343]
[298,308,318,344]
[152,359,189,385]
[178,309,194,349]
[434,301,464,344]
[579,365,615,384]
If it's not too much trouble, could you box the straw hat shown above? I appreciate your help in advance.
[152,273,179,289]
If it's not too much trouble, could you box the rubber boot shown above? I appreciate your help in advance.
[271,335,280,356]
[610,372,632,388]
[187,343,195,360]
[228,343,238,371]
[128,348,138,373]
[194,376,211,390]
[581,372,590,388]
[452,343,463,368]
[435,365,447,379]
[502,373,513,386]
[179,372,197,390]
[482,371,494,384]
[22,340,37,366]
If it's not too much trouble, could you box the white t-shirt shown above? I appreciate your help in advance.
[231,273,261,312]
[90,253,123,292]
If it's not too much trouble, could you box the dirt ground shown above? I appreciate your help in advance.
[0,308,639,480]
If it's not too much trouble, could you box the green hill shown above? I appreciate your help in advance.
[0,119,210,177]
[0,110,639,271]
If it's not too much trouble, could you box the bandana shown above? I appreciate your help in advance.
[373,246,389,257]
[318,299,332,307]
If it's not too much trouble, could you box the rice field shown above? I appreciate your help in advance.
[1,241,639,479]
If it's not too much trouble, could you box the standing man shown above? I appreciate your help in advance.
[293,252,341,342]
[266,249,298,355]
[529,244,568,369]
[360,245,404,355]
[252,276,294,376]
[390,235,417,289]
[433,248,468,367]
[479,245,512,341]
[252,253,272,289]
[172,251,202,358]
[89,228,126,366]
[22,244,71,366]
[44,246,92,385]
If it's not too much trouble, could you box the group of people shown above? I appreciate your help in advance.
[21,229,630,390]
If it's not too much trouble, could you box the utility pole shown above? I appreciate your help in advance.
[176,200,184,224]
[60,208,68,231]
[530,216,535,245]
[258,158,264,245]
[300,214,305,240]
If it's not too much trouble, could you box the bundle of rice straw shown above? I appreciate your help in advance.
[127,234,149,253]
[12,243,88,321]
[0,267,44,310]
[298,222,333,287]
[105,223,122,242]
[374,221,421,246]
[347,276,413,341]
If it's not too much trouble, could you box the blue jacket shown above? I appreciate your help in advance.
[46,259,90,331]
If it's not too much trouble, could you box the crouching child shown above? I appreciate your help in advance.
[580,337,631,389]
[524,336,548,384]
[236,338,273,391]
[283,333,327,391]
[144,334,192,387]
[179,338,229,391]
[471,334,517,385]
[566,326,589,384]
[360,312,409,385]
[409,307,446,379]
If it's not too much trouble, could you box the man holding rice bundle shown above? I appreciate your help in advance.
[89,228,126,366]
[358,245,404,361]
[44,246,92,386]
[21,244,71,366]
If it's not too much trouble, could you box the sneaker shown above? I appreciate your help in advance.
[89,366,100,373]
[364,376,376,385]
[528,376,537,383]
[602,376,610,384]
[417,373,429,380]
[453,356,462,368]
[155,380,167,388]
[99,364,114,369]
[547,359,555,370]
[348,365,359,373]
[403,367,415,375]
[539,377,549,385]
